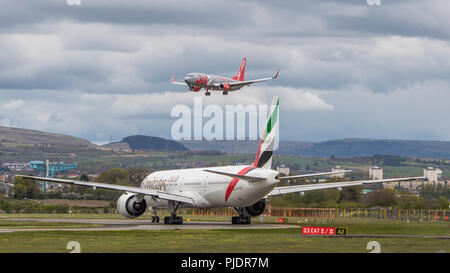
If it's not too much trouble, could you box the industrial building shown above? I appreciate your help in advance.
[331,166,346,178]
[277,165,290,176]
[424,166,442,183]
[369,166,383,180]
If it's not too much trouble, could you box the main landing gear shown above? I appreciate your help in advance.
[164,201,183,225]
[222,90,228,95]
[205,89,211,96]
[151,208,160,223]
[231,208,251,224]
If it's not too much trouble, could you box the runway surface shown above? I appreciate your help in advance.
[0,218,296,233]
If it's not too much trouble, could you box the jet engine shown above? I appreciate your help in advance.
[117,193,147,218]
[190,86,201,92]
[219,83,230,91]
[242,199,266,217]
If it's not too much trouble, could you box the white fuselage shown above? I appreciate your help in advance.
[184,73,242,91]
[141,165,279,209]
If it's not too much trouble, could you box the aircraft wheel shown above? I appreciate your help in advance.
[222,91,228,95]
[164,216,183,225]
[231,216,251,224]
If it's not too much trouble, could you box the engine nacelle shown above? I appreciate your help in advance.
[117,193,147,218]
[190,85,201,92]
[242,199,266,217]
[219,83,230,91]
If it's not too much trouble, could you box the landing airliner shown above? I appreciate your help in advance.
[18,97,425,225]
[171,58,279,96]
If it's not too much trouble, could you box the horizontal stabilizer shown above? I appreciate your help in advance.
[203,169,266,182]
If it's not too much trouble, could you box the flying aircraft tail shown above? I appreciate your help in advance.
[232,58,246,81]
[253,96,279,169]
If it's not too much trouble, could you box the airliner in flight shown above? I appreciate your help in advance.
[171,58,279,96]
[18,97,425,225]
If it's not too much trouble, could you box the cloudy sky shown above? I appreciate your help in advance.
[0,0,449,144]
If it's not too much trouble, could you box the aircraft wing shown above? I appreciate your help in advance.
[278,170,352,181]
[171,73,188,86]
[229,69,279,88]
[17,175,195,204]
[267,176,426,196]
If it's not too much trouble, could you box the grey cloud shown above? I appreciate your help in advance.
[0,0,449,142]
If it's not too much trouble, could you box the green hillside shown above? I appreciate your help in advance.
[0,126,96,148]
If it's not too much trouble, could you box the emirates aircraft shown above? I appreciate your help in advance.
[18,97,425,225]
[171,58,279,96]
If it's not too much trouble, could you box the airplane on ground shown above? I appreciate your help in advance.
[171,58,279,96]
[18,97,426,225]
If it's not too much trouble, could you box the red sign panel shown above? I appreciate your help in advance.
[302,226,336,235]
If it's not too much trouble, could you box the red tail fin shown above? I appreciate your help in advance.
[232,58,246,81]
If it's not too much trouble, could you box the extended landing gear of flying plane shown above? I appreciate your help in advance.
[231,208,251,224]
[164,201,183,225]
[222,91,229,95]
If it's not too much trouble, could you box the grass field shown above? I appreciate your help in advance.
[0,213,449,253]
[0,228,448,253]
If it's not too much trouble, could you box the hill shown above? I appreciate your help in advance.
[104,135,188,151]
[296,139,450,158]
[0,126,96,147]
[181,138,450,159]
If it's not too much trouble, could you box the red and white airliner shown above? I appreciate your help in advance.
[18,97,425,225]
[171,58,279,96]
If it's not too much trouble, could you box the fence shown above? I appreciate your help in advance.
[191,207,449,222]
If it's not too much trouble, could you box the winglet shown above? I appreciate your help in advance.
[273,69,280,79]
[171,73,175,83]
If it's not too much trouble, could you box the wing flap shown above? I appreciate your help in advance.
[279,170,352,180]
[267,176,426,197]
